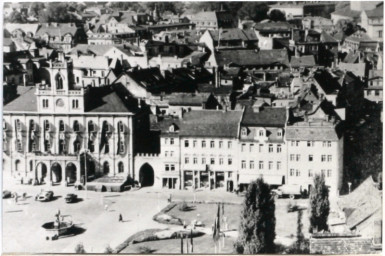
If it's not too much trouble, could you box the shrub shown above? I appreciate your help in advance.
[74,243,86,254]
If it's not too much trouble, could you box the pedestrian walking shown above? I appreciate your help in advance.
[119,213,123,222]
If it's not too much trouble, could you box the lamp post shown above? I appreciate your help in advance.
[83,149,90,199]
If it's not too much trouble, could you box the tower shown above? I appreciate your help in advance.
[36,51,86,114]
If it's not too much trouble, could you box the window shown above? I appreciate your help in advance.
[249,144,254,152]
[88,141,94,152]
[228,141,232,149]
[74,140,80,153]
[290,169,294,176]
[193,157,197,164]
[277,161,281,170]
[277,130,282,137]
[308,169,313,177]
[72,99,79,109]
[228,158,232,165]
[171,164,175,171]
[170,138,174,145]
[259,130,264,136]
[165,151,168,157]
[268,144,273,153]
[165,164,170,171]
[241,160,246,169]
[259,144,263,152]
[73,120,80,132]
[184,140,189,148]
[170,151,174,157]
[327,141,332,147]
[219,141,223,148]
[44,120,50,131]
[296,169,300,176]
[31,142,37,151]
[307,141,314,147]
[296,154,300,161]
[202,157,206,164]
[250,161,254,169]
[185,157,189,164]
[259,161,264,169]
[59,120,65,131]
[202,140,206,148]
[210,141,215,148]
[327,169,332,177]
[309,155,313,162]
[321,155,326,162]
[88,121,95,132]
[119,141,125,154]
[193,140,197,147]
[219,158,223,165]
[210,158,215,165]
[42,99,49,108]
[277,144,282,153]
[268,161,273,170]
[290,154,295,161]
[241,144,246,152]
[327,155,332,162]
[241,127,247,136]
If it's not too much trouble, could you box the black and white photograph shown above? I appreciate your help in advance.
[1,1,383,254]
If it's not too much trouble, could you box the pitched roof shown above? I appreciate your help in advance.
[66,44,115,56]
[313,69,341,94]
[72,55,110,69]
[286,124,340,141]
[338,177,382,230]
[241,107,286,127]
[168,93,207,106]
[290,55,316,68]
[320,30,338,43]
[179,110,243,138]
[85,86,137,113]
[215,49,289,67]
[3,86,37,112]
[345,31,376,43]
[36,23,79,37]
[4,23,40,36]
[208,28,257,41]
[365,3,383,18]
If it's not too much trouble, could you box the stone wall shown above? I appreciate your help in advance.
[310,236,379,254]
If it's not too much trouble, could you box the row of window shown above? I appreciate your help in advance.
[241,161,281,170]
[289,169,332,177]
[165,164,176,171]
[289,154,333,162]
[290,141,333,147]
[184,140,233,149]
[42,99,80,109]
[184,157,233,165]
[241,143,282,153]
[241,128,282,137]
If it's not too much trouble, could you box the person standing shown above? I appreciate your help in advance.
[119,214,123,222]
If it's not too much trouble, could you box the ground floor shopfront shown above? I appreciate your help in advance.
[182,170,236,191]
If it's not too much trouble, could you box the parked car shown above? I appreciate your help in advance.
[36,191,54,201]
[3,190,12,199]
[271,184,303,199]
[65,193,78,203]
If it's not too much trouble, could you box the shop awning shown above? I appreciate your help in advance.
[238,175,283,185]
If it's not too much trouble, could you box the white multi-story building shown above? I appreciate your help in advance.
[3,51,140,189]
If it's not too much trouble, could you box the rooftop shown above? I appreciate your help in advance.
[179,110,243,138]
[241,107,287,127]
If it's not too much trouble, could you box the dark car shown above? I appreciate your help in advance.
[65,193,78,203]
[36,191,54,201]
[3,190,12,199]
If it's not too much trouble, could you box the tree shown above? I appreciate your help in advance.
[237,2,269,22]
[38,3,71,23]
[269,9,286,22]
[336,19,358,37]
[7,11,27,23]
[309,174,330,233]
[235,178,276,254]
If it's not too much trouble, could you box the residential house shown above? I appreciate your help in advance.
[364,69,383,103]
[189,10,236,30]
[343,31,379,52]
[253,22,294,50]
[360,3,383,42]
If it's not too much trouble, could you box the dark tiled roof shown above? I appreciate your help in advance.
[215,49,289,67]
[85,86,138,113]
[286,125,340,141]
[290,55,316,68]
[241,107,286,127]
[208,28,257,41]
[151,115,181,133]
[179,110,243,138]
[168,93,207,106]
[3,86,37,112]
[313,69,341,94]
[36,23,79,37]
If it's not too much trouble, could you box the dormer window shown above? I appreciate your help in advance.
[241,127,247,136]
[259,129,264,137]
[277,129,282,137]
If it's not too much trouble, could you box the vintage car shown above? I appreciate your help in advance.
[65,193,78,203]
[36,191,54,202]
